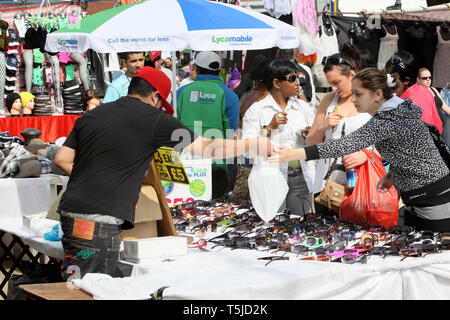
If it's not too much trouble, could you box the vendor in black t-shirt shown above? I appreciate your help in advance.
[54,66,272,279]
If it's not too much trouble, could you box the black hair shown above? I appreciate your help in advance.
[128,77,156,97]
[275,48,294,61]
[234,55,269,98]
[384,51,419,88]
[119,52,144,61]
[263,59,298,91]
[197,66,220,76]
[360,49,376,68]
[323,42,362,75]
[250,55,270,82]
[83,89,100,102]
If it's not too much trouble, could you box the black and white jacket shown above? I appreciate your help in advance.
[305,96,450,206]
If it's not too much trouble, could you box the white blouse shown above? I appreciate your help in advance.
[242,93,316,192]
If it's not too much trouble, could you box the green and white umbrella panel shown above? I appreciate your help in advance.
[45,0,301,53]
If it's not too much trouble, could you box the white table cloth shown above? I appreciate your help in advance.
[0,174,69,218]
[74,245,450,300]
[0,217,64,260]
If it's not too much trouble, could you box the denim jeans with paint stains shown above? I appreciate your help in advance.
[60,215,121,280]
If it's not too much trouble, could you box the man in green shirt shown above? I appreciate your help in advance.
[176,51,240,198]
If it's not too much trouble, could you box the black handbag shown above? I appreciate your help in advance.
[426,123,450,168]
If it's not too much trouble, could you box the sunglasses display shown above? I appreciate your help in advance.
[171,199,450,267]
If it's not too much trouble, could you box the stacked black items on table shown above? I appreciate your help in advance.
[62,79,84,115]
[32,92,53,116]
[171,200,450,265]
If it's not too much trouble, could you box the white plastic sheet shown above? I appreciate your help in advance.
[72,248,450,300]
[247,156,288,222]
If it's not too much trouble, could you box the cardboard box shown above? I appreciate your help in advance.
[120,185,163,240]
[23,213,46,233]
[46,186,163,240]
[123,236,187,263]
[164,159,212,206]
[46,159,177,240]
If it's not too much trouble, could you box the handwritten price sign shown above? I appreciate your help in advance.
[154,147,190,185]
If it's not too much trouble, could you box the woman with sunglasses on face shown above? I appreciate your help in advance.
[269,68,450,232]
[417,68,450,121]
[306,43,373,215]
[242,59,316,216]
[417,67,450,147]
[385,51,443,134]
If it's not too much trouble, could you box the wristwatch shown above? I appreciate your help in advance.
[260,125,271,137]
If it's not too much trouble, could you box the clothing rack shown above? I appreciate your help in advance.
[26,16,59,29]
[317,3,450,16]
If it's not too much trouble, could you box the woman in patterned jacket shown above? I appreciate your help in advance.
[269,68,450,232]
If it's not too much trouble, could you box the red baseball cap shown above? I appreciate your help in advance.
[149,51,162,61]
[132,66,174,115]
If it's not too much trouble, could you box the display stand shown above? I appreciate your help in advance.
[143,159,177,237]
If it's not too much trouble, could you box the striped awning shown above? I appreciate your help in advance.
[366,3,450,22]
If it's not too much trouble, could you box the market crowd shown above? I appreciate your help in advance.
[53,42,449,234]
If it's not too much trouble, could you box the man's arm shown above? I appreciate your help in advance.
[182,136,271,160]
[54,146,75,176]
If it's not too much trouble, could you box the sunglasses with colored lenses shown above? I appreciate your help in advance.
[321,55,354,69]
[419,76,432,80]
[279,74,299,83]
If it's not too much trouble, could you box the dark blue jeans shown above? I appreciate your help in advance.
[60,216,121,280]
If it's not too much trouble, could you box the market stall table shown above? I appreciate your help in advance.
[0,115,82,143]
[78,245,450,300]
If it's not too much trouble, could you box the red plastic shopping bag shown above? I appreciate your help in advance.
[339,150,399,228]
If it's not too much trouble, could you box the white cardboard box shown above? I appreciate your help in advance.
[163,159,212,206]
[22,213,47,233]
[123,236,187,263]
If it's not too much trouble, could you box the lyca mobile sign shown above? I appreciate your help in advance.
[211,34,253,45]
[58,39,78,46]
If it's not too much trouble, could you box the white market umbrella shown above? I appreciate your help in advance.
[45,0,301,53]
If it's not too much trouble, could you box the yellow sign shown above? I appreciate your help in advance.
[154,147,190,185]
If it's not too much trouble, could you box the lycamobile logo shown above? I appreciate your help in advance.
[58,39,78,46]
[212,35,252,44]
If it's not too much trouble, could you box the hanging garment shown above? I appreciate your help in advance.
[292,0,320,56]
[13,18,27,39]
[264,0,291,19]
[0,20,8,52]
[377,25,399,70]
[0,53,5,114]
[57,15,68,29]
[433,26,450,89]
[311,26,339,89]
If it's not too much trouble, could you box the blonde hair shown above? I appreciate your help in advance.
[417,67,431,78]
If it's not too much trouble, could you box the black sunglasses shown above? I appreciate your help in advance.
[278,74,299,84]
[321,55,353,69]
[419,76,431,80]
